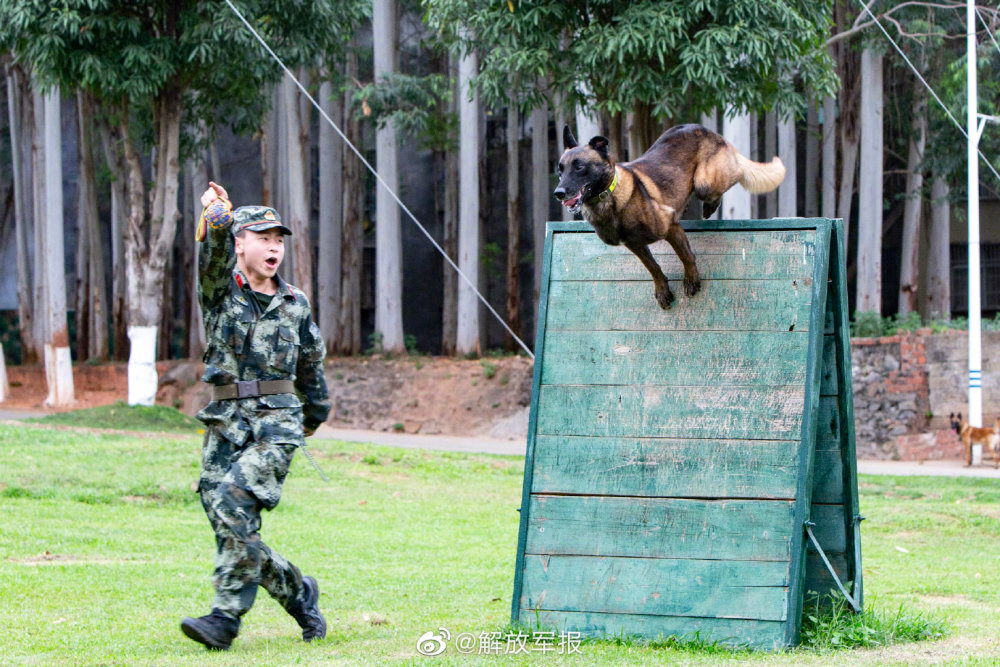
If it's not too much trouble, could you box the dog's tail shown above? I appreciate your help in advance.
[735,153,786,194]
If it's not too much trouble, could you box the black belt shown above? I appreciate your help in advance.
[212,379,295,400]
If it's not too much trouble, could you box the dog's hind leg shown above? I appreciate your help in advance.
[625,241,674,309]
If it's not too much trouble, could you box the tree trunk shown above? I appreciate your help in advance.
[373,0,405,353]
[41,86,74,406]
[925,177,950,320]
[856,48,883,314]
[721,110,751,219]
[186,140,207,360]
[339,43,363,355]
[531,103,549,308]
[626,102,652,160]
[97,113,129,361]
[122,87,183,405]
[282,73,312,299]
[76,91,107,361]
[554,97,572,222]
[898,86,927,317]
[31,86,47,357]
[6,66,38,364]
[505,104,523,351]
[821,95,836,219]
[318,78,343,354]
[0,343,8,402]
[777,113,797,217]
[576,99,601,142]
[441,65,459,355]
[456,42,481,356]
[805,101,819,217]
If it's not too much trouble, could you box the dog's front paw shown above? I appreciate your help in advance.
[655,285,675,310]
[684,274,701,297]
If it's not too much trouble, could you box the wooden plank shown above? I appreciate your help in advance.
[528,609,788,649]
[512,224,559,623]
[525,495,796,561]
[550,231,818,282]
[530,436,800,499]
[811,449,844,505]
[815,396,840,451]
[803,552,850,599]
[520,555,789,621]
[540,331,810,387]
[544,279,815,333]
[535,384,805,440]
[820,334,838,396]
[806,504,848,553]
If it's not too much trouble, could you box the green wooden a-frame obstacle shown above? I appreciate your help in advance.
[511,218,862,649]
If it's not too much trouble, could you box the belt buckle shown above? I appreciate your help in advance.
[236,379,259,399]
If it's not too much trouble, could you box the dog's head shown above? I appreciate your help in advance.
[554,125,615,214]
[950,412,963,435]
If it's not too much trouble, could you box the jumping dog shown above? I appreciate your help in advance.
[951,412,1000,467]
[554,124,785,309]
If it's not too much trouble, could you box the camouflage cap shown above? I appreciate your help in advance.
[232,206,293,236]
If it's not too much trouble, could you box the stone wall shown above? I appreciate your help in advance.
[850,329,999,460]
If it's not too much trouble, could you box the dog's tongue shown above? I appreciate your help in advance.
[562,192,582,208]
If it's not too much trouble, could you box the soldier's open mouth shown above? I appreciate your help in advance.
[265,258,278,268]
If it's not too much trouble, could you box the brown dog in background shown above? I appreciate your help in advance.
[554,124,785,310]
[952,412,1000,467]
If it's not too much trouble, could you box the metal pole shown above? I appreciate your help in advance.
[967,0,982,427]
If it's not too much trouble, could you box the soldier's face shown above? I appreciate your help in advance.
[235,229,285,280]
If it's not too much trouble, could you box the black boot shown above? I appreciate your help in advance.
[180,609,240,650]
[288,576,327,642]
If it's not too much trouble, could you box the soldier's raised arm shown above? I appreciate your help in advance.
[196,181,236,310]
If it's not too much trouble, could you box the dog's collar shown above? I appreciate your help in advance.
[585,167,618,205]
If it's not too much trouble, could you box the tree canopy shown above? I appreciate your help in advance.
[425,0,837,118]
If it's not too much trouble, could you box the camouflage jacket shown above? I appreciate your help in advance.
[196,201,330,448]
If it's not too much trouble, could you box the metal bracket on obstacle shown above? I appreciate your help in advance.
[804,521,862,613]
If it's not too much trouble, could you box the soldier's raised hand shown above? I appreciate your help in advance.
[200,181,229,209]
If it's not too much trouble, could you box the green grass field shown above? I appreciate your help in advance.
[1,412,998,666]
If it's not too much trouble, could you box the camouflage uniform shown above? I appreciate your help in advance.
[195,200,330,621]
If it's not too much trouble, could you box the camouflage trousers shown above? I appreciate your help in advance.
[198,429,305,618]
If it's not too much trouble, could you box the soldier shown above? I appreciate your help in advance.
[181,181,331,650]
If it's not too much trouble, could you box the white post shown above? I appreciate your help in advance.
[967,0,982,427]
[127,325,158,405]
[721,110,751,219]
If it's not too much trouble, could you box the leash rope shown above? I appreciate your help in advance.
[223,0,534,359]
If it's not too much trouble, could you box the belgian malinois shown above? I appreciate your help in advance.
[953,412,1000,467]
[554,124,785,309]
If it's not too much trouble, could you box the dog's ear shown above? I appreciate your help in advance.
[589,135,610,159]
[563,125,578,150]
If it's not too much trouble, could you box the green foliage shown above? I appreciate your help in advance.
[28,400,202,433]
[0,0,368,148]
[479,241,504,280]
[851,310,886,338]
[365,330,385,355]
[404,333,419,354]
[801,591,948,650]
[479,359,497,379]
[849,310,995,338]
[425,0,836,119]
[356,72,457,149]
